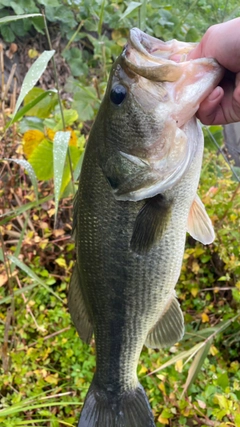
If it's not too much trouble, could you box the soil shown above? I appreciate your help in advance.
[0,31,71,101]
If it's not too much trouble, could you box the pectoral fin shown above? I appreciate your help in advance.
[130,194,172,254]
[68,265,93,344]
[145,296,184,349]
[187,194,215,244]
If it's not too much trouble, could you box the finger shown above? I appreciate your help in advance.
[231,77,240,121]
[187,43,203,61]
[196,86,224,125]
[233,72,240,105]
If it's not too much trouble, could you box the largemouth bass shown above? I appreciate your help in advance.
[69,28,223,427]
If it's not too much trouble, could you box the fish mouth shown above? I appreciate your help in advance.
[122,28,197,82]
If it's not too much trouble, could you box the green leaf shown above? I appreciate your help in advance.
[10,215,30,274]
[62,49,88,77]
[0,284,37,305]
[60,145,82,196]
[45,5,76,27]
[38,0,60,6]
[8,255,64,303]
[53,131,71,222]
[148,342,204,376]
[185,27,199,42]
[6,89,57,129]
[217,372,229,390]
[98,0,106,35]
[0,14,42,23]
[4,158,38,201]
[72,85,100,122]
[120,2,142,20]
[0,195,52,226]
[182,338,213,395]
[0,400,78,417]
[28,139,53,180]
[73,150,84,181]
[231,166,240,182]
[54,109,78,129]
[160,408,173,419]
[232,288,240,303]
[24,87,58,118]
[139,0,147,30]
[0,25,15,42]
[19,117,45,133]
[13,50,55,117]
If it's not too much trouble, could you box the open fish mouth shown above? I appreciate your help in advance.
[122,28,197,82]
[128,28,196,60]
[122,28,221,83]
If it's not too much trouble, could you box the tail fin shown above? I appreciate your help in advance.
[78,379,156,427]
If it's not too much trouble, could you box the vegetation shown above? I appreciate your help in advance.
[0,1,240,426]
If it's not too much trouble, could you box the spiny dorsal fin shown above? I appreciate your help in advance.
[68,265,93,344]
[145,295,184,349]
[187,194,215,244]
[130,194,172,255]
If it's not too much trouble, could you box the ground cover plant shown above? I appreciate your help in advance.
[0,1,240,426]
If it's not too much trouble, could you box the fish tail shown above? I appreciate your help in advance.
[78,378,156,427]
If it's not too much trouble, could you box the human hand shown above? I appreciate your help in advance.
[187,18,240,125]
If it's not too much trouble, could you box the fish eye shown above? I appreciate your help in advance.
[110,84,127,105]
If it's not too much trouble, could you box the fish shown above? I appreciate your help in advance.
[68,28,224,427]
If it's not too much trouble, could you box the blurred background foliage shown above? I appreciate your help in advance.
[0,1,240,426]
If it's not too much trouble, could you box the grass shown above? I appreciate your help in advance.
[1,1,240,426]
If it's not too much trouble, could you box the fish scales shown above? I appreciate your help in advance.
[69,28,224,427]
[76,119,201,386]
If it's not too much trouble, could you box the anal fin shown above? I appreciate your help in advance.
[145,296,184,349]
[68,265,93,344]
[130,194,172,254]
[187,194,215,244]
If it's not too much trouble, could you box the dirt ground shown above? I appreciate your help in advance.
[0,31,71,103]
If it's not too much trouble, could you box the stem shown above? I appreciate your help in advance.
[0,230,15,373]
[219,181,240,222]
[205,126,240,183]
[179,0,200,26]
[62,20,84,54]
[0,44,5,126]
[16,326,71,352]
[98,0,106,36]
[42,11,65,129]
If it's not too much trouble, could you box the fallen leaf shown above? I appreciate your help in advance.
[201,313,209,323]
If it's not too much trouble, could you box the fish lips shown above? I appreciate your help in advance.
[122,28,224,85]
[122,28,191,82]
